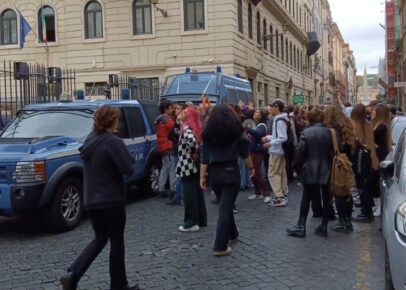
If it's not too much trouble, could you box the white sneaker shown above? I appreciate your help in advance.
[213,246,232,256]
[373,198,381,217]
[264,196,271,203]
[248,194,262,200]
[178,225,200,232]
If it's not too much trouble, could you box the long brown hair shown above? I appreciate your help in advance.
[373,104,392,152]
[324,105,357,152]
[350,103,368,143]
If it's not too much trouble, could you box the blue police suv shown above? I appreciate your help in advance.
[0,99,160,230]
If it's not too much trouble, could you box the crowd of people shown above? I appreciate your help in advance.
[61,97,399,290]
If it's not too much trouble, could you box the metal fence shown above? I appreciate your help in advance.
[0,61,76,125]
[107,75,161,103]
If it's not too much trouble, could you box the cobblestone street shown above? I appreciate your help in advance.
[0,184,384,290]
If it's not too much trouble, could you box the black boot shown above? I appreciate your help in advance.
[331,219,347,233]
[60,272,78,290]
[353,213,374,223]
[346,217,353,232]
[315,224,328,237]
[286,217,306,238]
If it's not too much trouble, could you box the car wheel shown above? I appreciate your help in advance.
[385,245,395,290]
[143,159,161,196]
[49,178,83,231]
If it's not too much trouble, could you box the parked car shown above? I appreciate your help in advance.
[391,116,406,150]
[380,129,406,290]
[0,99,160,230]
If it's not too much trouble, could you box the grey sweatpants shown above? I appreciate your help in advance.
[158,152,177,193]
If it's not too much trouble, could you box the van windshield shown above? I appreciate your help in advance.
[0,110,94,141]
[163,73,219,96]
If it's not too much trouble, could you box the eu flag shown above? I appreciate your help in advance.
[19,13,32,49]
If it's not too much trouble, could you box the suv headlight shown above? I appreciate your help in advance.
[12,161,46,184]
[395,201,406,239]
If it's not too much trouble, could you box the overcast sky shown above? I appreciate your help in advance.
[329,0,385,75]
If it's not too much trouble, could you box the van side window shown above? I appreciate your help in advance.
[124,107,147,138]
[226,88,238,104]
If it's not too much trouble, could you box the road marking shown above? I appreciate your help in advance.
[355,223,372,290]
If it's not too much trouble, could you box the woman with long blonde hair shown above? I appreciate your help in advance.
[324,105,357,232]
[350,104,378,223]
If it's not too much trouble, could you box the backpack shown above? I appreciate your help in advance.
[354,141,372,180]
[275,118,294,155]
[329,129,356,197]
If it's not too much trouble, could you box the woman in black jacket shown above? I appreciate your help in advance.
[287,107,334,238]
[200,105,254,256]
[61,106,138,290]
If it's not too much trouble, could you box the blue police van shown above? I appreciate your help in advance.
[160,66,254,105]
[0,99,160,230]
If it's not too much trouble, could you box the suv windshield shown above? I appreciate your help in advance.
[0,110,94,141]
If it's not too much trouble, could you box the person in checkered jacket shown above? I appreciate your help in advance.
[176,106,207,232]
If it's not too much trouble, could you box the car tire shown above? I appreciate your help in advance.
[143,158,161,196]
[385,245,395,290]
[48,177,83,231]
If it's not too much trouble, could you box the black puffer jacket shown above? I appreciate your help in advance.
[294,123,334,185]
[79,131,134,210]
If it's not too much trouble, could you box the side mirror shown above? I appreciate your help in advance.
[380,161,395,178]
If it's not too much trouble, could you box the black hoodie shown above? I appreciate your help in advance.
[79,131,134,210]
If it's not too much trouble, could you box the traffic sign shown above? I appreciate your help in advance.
[293,95,305,105]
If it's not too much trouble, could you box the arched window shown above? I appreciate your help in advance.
[0,9,17,45]
[85,1,103,39]
[263,19,267,50]
[237,0,243,33]
[133,0,152,35]
[38,5,56,43]
[256,12,261,45]
[248,4,253,39]
[269,25,273,54]
[184,0,205,31]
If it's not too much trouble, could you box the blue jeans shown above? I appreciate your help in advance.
[173,179,183,202]
[238,158,252,189]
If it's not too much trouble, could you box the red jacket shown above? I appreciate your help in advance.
[155,114,175,153]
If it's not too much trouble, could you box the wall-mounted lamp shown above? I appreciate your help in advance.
[151,0,168,18]
[262,22,289,41]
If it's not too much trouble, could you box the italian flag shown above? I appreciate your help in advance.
[41,7,47,43]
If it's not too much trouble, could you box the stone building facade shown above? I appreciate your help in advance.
[0,0,319,105]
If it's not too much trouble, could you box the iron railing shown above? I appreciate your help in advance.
[0,61,76,126]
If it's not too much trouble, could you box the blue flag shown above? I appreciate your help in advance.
[19,13,32,49]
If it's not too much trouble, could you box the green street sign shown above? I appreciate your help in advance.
[293,95,305,105]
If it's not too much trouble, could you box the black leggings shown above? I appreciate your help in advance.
[68,207,128,289]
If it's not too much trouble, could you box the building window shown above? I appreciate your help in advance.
[184,0,205,31]
[38,5,56,43]
[85,82,108,96]
[256,11,261,45]
[290,43,293,66]
[85,1,103,39]
[269,25,273,54]
[133,0,152,35]
[276,86,280,99]
[285,39,288,63]
[238,0,243,33]
[275,30,279,57]
[281,35,284,60]
[258,82,262,92]
[263,19,267,50]
[248,4,253,39]
[264,83,269,104]
[0,9,17,45]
